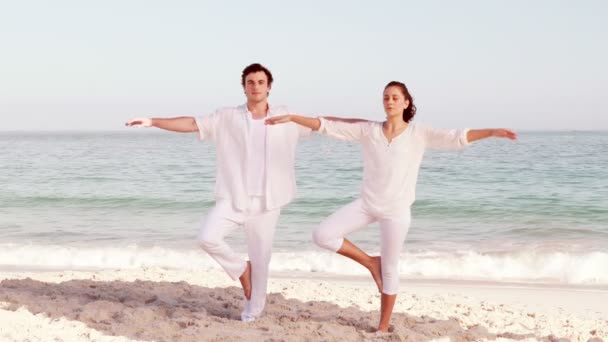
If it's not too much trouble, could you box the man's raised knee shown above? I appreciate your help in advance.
[198,234,220,253]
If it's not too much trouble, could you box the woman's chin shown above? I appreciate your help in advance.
[385,112,402,119]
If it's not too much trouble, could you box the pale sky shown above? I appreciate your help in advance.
[1,0,606,131]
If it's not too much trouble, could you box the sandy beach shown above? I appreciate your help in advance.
[0,267,606,341]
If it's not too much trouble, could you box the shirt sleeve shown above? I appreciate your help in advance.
[419,124,471,150]
[194,110,219,141]
[318,117,368,141]
[298,124,313,138]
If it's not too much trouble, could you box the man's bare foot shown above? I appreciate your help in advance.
[239,261,252,300]
[368,256,382,293]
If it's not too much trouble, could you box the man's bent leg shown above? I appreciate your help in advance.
[198,200,247,280]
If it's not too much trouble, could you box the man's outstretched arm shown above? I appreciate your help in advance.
[125,117,198,133]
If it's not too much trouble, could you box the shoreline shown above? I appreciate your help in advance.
[5,264,608,291]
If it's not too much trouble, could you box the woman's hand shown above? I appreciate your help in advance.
[492,129,517,140]
[265,115,293,125]
[125,118,153,127]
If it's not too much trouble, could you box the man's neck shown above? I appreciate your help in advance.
[247,101,269,119]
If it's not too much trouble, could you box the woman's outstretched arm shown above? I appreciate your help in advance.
[267,115,370,142]
[422,125,517,150]
[266,115,321,130]
[266,115,371,130]
[467,129,517,142]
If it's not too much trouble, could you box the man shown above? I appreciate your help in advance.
[126,63,310,321]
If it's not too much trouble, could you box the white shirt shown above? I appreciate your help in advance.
[318,118,470,217]
[246,114,267,196]
[195,104,311,211]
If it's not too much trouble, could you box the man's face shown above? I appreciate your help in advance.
[243,71,271,103]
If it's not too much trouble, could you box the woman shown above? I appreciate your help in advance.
[265,81,516,332]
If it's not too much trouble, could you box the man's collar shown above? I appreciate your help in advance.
[240,102,275,117]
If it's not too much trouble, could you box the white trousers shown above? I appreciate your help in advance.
[197,197,281,321]
[312,198,411,295]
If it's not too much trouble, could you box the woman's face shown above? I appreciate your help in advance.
[383,86,410,119]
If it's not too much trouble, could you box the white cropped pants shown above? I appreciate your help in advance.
[312,199,410,295]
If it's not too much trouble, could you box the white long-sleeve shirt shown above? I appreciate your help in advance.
[195,104,311,211]
[318,118,470,217]
[245,115,267,196]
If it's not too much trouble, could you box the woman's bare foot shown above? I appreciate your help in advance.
[239,261,252,300]
[368,256,382,293]
[335,240,382,292]
[376,324,391,333]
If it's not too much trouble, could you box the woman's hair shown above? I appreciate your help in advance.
[385,81,416,122]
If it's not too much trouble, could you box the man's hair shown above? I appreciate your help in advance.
[241,63,274,87]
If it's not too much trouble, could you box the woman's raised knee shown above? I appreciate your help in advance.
[312,225,341,251]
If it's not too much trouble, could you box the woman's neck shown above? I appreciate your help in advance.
[383,115,407,132]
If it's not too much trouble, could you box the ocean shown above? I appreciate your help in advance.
[1,130,607,285]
